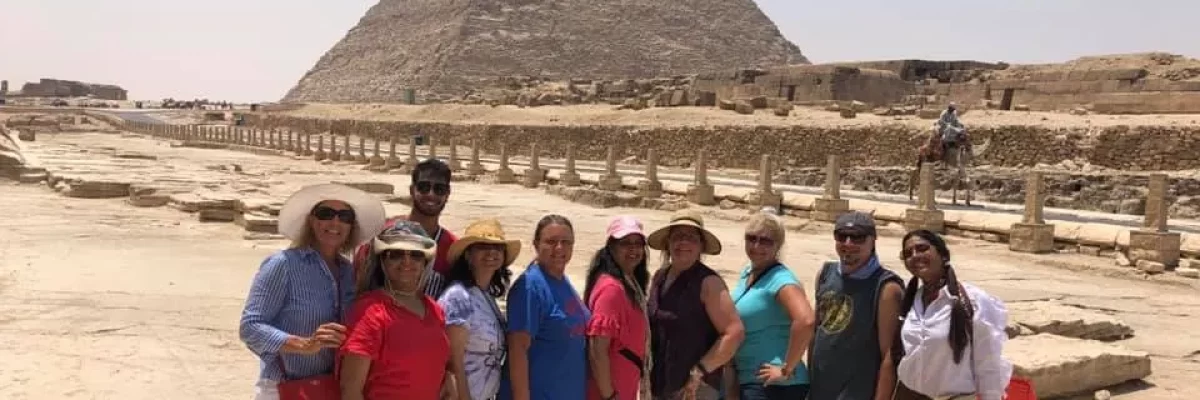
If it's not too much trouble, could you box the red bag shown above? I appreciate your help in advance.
[277,373,340,400]
[1002,376,1037,400]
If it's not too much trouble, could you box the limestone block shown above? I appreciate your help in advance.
[61,180,131,199]
[127,185,173,207]
[197,208,237,222]
[169,192,239,212]
[903,208,945,232]
[495,168,516,184]
[810,198,849,222]
[236,212,279,233]
[1006,334,1151,399]
[1136,259,1165,274]
[1009,223,1055,253]
[1006,301,1133,341]
[546,186,642,209]
[234,198,284,216]
[637,180,663,198]
[734,101,754,115]
[1128,230,1181,267]
[332,181,395,194]
[688,183,716,206]
[17,130,34,141]
[523,169,544,188]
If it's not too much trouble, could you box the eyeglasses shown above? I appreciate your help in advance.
[312,206,356,224]
[833,232,869,244]
[744,234,776,247]
[382,250,426,262]
[901,243,932,259]
[414,181,450,196]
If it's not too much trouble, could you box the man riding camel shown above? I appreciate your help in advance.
[925,103,968,160]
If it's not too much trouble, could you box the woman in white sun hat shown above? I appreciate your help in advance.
[239,183,385,400]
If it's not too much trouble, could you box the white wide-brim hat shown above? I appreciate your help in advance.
[277,183,387,247]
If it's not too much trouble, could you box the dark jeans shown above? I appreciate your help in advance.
[738,383,810,400]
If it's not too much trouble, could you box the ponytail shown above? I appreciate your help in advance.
[946,265,975,364]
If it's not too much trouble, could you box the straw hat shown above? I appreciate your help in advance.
[647,210,722,255]
[446,218,522,266]
[277,183,386,247]
[372,220,437,260]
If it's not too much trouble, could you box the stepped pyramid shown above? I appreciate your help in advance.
[282,0,808,103]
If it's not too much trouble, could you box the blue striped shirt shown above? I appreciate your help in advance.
[239,247,355,381]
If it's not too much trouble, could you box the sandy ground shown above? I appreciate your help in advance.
[274,103,1200,129]
[3,131,1200,399]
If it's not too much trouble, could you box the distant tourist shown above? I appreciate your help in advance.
[646,210,744,400]
[726,211,816,400]
[584,216,652,400]
[340,221,456,399]
[438,218,521,400]
[892,230,1013,400]
[806,212,905,400]
[238,183,386,400]
[353,158,459,298]
[500,215,590,400]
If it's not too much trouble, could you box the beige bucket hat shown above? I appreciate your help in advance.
[446,218,522,266]
[647,210,722,255]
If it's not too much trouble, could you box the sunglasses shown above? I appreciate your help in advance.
[382,250,427,262]
[744,234,776,247]
[901,243,932,259]
[833,232,869,245]
[414,181,450,196]
[312,206,356,224]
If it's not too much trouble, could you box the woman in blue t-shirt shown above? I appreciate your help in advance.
[501,214,591,400]
[725,211,817,400]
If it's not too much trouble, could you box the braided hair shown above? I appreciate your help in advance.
[899,229,975,364]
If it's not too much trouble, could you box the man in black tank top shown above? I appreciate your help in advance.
[807,212,905,400]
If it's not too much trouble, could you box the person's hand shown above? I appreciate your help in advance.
[680,368,702,400]
[439,373,457,400]
[312,323,347,348]
[756,364,788,386]
[293,336,324,355]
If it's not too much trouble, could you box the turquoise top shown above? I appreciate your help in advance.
[730,263,810,385]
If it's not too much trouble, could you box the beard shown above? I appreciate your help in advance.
[413,201,445,217]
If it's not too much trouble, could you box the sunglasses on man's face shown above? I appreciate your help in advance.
[833,232,869,245]
[312,206,356,224]
[413,181,450,196]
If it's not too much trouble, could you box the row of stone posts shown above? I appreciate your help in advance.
[123,122,1181,267]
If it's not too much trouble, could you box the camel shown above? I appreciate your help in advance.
[907,123,989,207]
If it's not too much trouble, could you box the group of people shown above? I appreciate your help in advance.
[239,158,1015,400]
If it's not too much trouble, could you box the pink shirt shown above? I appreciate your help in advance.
[585,275,648,400]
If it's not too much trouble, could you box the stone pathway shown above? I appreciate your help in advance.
[4,130,1199,399]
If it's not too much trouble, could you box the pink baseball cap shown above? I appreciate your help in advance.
[606,215,645,240]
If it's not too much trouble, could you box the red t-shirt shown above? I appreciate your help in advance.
[353,217,459,282]
[585,275,649,400]
[341,290,450,400]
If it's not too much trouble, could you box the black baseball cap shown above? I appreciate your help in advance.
[834,212,876,237]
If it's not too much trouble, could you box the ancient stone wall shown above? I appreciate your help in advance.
[247,114,1200,171]
[15,78,128,100]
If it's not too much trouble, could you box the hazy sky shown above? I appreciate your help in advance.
[1,0,1193,103]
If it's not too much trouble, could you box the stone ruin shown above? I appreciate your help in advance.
[281,0,806,104]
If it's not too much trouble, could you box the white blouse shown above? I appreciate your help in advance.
[896,282,1013,400]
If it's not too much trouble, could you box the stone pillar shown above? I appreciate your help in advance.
[356,136,369,163]
[1128,174,1181,268]
[428,136,438,161]
[303,134,313,156]
[386,135,402,169]
[369,137,385,167]
[467,140,485,176]
[1010,171,1056,253]
[399,136,418,174]
[749,154,782,210]
[341,135,352,161]
[523,143,543,188]
[598,146,623,191]
[329,134,342,161]
[314,135,328,161]
[812,155,850,222]
[447,139,462,171]
[637,149,663,198]
[904,163,945,232]
[495,143,516,183]
[688,149,717,205]
[561,144,582,187]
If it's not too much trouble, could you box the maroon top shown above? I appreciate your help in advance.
[647,262,720,397]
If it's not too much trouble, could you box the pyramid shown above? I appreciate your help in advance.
[282,0,808,103]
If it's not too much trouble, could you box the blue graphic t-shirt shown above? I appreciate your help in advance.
[499,263,590,400]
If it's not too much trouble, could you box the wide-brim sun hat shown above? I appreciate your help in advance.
[447,218,522,266]
[277,183,387,247]
[372,220,437,260]
[647,209,722,255]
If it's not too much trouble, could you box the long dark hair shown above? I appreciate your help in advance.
[444,246,513,298]
[583,237,650,305]
[899,229,975,364]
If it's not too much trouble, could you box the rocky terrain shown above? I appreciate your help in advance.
[281,0,806,103]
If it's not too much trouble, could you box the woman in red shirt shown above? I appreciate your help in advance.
[584,216,652,400]
[340,221,457,400]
